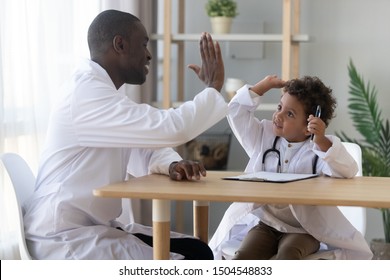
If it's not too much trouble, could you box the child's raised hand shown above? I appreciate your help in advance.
[250,75,285,96]
[307,114,326,138]
[307,114,332,151]
[264,75,286,88]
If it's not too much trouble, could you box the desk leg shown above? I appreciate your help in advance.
[193,201,209,243]
[152,199,170,260]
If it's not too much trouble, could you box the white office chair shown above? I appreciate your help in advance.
[221,142,366,260]
[336,142,366,235]
[1,153,35,260]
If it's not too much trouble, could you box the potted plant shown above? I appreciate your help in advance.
[205,0,238,34]
[337,59,390,259]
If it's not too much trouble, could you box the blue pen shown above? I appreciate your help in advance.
[310,105,322,141]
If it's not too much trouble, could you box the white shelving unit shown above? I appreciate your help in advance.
[151,0,309,110]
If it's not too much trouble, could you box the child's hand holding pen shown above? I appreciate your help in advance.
[307,106,332,151]
[310,105,321,141]
[307,105,325,142]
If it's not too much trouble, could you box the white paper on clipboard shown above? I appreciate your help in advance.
[223,171,318,183]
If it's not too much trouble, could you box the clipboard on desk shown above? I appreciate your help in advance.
[223,171,319,183]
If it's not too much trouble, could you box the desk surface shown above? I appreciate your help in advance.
[94,171,390,208]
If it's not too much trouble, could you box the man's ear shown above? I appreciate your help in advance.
[112,35,125,53]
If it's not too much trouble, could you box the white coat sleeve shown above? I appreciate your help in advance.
[71,81,228,148]
[313,136,359,178]
[227,85,264,157]
[127,148,182,177]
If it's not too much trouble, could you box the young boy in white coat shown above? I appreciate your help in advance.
[23,10,228,260]
[209,75,373,259]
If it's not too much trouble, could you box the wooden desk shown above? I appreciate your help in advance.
[93,171,390,259]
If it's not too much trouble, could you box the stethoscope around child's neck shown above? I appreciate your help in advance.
[262,136,318,174]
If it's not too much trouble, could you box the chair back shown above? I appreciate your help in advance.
[339,142,366,235]
[1,153,35,259]
[342,142,363,176]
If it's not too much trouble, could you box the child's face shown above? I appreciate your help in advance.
[272,92,311,142]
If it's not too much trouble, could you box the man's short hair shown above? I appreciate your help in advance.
[87,10,140,56]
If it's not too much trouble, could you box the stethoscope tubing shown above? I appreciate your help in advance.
[262,136,281,173]
[262,136,318,174]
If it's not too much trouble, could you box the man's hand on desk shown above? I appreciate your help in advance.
[169,160,207,181]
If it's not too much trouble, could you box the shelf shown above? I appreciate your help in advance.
[155,0,305,109]
[150,33,310,43]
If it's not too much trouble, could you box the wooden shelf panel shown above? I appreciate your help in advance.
[151,33,309,43]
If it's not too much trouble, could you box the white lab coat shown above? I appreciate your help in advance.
[23,59,228,260]
[209,85,373,260]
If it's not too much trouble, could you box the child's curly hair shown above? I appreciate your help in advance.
[283,76,336,127]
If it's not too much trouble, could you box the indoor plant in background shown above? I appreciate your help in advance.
[205,0,238,34]
[337,60,390,259]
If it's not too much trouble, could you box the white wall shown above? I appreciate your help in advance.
[172,0,390,243]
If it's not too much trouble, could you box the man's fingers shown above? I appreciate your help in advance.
[206,33,216,59]
[187,64,200,76]
[191,164,201,180]
[202,33,211,60]
[171,161,207,181]
[200,33,208,62]
[214,40,222,63]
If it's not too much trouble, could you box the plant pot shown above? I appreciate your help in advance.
[210,16,233,34]
[370,238,390,259]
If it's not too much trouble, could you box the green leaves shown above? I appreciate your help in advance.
[205,0,238,18]
[343,60,390,177]
[348,61,382,147]
[338,59,390,242]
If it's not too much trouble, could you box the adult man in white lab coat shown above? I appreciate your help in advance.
[23,10,228,260]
